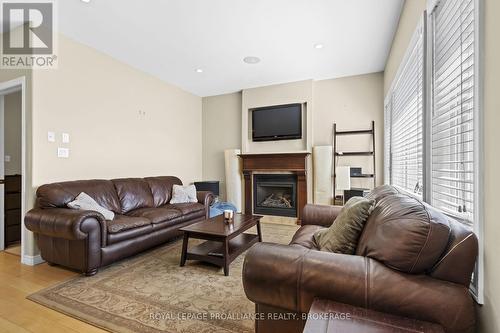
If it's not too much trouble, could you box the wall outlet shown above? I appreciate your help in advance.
[57,148,69,158]
[4,155,11,162]
[48,131,55,142]
[62,133,70,143]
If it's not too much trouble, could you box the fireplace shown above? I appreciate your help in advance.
[239,152,310,223]
[253,174,297,217]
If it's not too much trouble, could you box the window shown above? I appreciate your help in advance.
[429,0,482,303]
[430,0,475,224]
[385,22,424,196]
[385,0,482,303]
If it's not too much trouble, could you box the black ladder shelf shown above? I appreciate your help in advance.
[333,121,376,193]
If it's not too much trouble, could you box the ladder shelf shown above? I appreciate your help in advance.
[332,121,376,198]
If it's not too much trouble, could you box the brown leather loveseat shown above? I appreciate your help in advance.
[25,176,214,276]
[243,185,478,333]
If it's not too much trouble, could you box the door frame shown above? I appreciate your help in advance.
[0,77,26,261]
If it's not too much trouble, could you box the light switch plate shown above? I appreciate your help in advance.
[62,133,70,143]
[4,155,11,162]
[57,147,69,158]
[48,131,56,142]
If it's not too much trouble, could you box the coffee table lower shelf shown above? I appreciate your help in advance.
[183,233,259,275]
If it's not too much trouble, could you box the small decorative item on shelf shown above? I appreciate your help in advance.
[223,209,234,223]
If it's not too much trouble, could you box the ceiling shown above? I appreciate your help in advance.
[59,0,404,97]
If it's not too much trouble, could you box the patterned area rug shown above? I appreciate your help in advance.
[28,223,298,333]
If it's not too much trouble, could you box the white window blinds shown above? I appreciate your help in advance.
[430,0,475,225]
[385,0,482,303]
[387,23,424,195]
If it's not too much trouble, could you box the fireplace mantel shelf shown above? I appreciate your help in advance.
[238,152,310,223]
[239,152,310,172]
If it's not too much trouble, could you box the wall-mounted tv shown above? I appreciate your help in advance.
[252,103,302,142]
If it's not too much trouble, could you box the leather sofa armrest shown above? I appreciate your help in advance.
[24,208,107,244]
[243,243,475,333]
[301,204,343,227]
[197,191,215,218]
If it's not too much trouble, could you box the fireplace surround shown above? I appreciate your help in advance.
[239,152,310,223]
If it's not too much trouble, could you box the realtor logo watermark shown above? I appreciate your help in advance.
[1,0,57,68]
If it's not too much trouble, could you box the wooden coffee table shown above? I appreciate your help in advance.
[179,213,263,276]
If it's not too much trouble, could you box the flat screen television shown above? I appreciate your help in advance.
[252,103,302,141]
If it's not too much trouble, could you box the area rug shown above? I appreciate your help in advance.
[28,223,298,333]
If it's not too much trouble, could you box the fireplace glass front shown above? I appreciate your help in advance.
[253,174,297,217]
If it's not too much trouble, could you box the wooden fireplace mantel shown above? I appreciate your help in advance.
[238,152,310,223]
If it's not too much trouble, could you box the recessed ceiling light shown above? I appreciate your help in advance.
[195,68,203,73]
[314,43,324,49]
[243,56,261,64]
[81,0,91,3]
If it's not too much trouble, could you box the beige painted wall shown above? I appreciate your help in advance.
[202,73,384,201]
[479,0,500,331]
[384,0,426,95]
[4,91,22,175]
[241,80,313,154]
[1,33,202,258]
[313,73,384,190]
[384,1,500,332]
[31,34,202,186]
[202,92,242,200]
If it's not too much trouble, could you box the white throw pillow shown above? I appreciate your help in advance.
[67,192,115,220]
[170,184,198,204]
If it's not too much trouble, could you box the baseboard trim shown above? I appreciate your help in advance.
[22,254,45,266]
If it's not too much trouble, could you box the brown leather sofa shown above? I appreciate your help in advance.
[243,185,478,333]
[25,176,214,276]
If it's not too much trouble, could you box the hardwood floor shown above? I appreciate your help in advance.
[0,252,106,333]
[4,244,21,256]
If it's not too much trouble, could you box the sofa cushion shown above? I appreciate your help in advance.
[107,224,153,245]
[289,225,324,249]
[127,207,183,224]
[36,179,121,213]
[314,197,375,254]
[167,203,205,216]
[112,178,154,214]
[144,176,183,207]
[106,215,151,234]
[151,216,189,232]
[365,184,400,202]
[356,194,451,274]
[429,218,479,286]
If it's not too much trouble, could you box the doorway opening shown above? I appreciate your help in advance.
[0,77,25,261]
